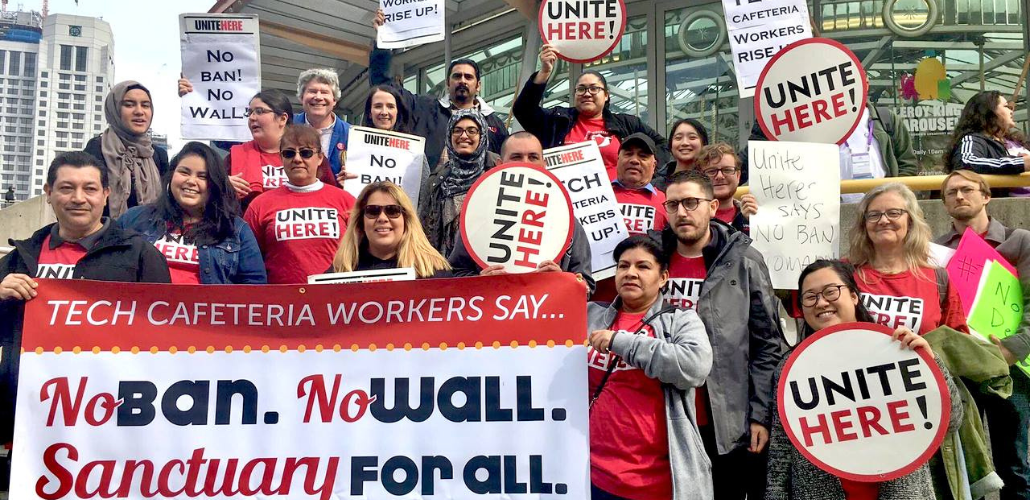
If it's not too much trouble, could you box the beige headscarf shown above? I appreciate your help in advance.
[101,80,161,218]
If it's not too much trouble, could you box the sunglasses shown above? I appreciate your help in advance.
[363,204,403,219]
[282,148,317,160]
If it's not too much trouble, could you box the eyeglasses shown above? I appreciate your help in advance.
[864,208,907,223]
[281,148,317,160]
[702,167,739,178]
[364,204,403,219]
[246,107,275,117]
[574,85,606,95]
[663,197,714,212]
[944,186,983,198]
[451,127,480,138]
[801,284,848,307]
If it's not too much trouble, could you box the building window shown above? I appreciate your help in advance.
[75,47,88,72]
[94,104,101,111]
[0,51,5,75]
[39,91,46,97]
[40,81,46,88]
[59,45,72,71]
[95,85,102,92]
[74,74,86,82]
[40,71,47,78]
[36,139,44,146]
[96,76,103,82]
[23,53,35,76]
[57,102,68,109]
[37,110,44,117]
[58,83,69,90]
[8,51,20,76]
[74,84,85,91]
[59,73,70,81]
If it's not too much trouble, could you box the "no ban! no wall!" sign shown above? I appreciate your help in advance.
[777,322,950,482]
[755,38,868,145]
[460,163,574,274]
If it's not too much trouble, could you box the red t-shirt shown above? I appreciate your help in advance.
[589,311,672,500]
[152,230,201,285]
[565,117,621,180]
[229,141,288,195]
[613,184,667,236]
[854,265,968,335]
[36,235,87,279]
[244,183,355,284]
[841,479,880,500]
[663,252,711,426]
[715,204,737,225]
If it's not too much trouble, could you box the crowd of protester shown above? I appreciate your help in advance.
[2,20,1030,499]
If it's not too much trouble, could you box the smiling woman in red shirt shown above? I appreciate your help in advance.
[244,125,355,284]
[847,183,967,335]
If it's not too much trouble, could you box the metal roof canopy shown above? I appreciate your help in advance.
[209,0,533,116]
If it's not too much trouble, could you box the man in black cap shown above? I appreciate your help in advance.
[613,132,668,236]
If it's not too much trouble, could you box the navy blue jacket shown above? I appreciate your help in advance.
[294,112,350,175]
[118,205,267,284]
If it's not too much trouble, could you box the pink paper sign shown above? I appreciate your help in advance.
[944,228,1017,315]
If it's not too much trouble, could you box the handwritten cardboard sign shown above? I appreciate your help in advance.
[179,14,261,142]
[377,0,446,49]
[778,322,950,481]
[945,228,1017,315]
[722,0,812,98]
[538,0,627,63]
[460,163,574,273]
[748,140,841,289]
[755,38,868,144]
[545,141,628,280]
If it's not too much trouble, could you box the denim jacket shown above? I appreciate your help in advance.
[118,205,267,284]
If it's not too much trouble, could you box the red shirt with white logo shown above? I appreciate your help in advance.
[589,311,672,500]
[841,480,880,500]
[244,182,355,284]
[663,252,711,426]
[152,228,201,285]
[229,141,288,194]
[35,235,87,279]
[715,204,737,225]
[613,183,667,236]
[565,117,621,180]
[854,265,968,335]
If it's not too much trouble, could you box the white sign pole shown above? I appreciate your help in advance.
[545,141,629,280]
[722,0,812,99]
[179,14,261,142]
[344,126,427,206]
[377,0,446,49]
[748,140,841,289]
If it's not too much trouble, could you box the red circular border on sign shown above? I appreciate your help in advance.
[753,37,870,146]
[458,162,575,272]
[537,0,628,64]
[776,321,950,482]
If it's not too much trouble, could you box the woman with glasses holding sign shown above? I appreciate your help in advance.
[118,142,266,284]
[420,110,500,256]
[766,259,963,500]
[847,183,967,335]
[333,181,451,278]
[586,235,713,500]
[243,125,355,284]
[513,44,668,180]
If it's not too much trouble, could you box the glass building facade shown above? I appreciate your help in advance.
[360,0,1027,173]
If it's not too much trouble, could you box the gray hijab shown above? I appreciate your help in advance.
[439,109,489,198]
[101,80,160,218]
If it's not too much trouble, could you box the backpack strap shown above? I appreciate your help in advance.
[933,267,949,311]
[874,106,896,137]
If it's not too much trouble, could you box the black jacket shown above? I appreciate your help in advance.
[369,45,508,170]
[0,223,171,443]
[512,72,670,165]
[447,220,596,296]
[84,135,172,216]
[947,132,1026,174]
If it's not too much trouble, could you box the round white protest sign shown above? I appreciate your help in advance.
[460,163,574,274]
[778,322,949,482]
[538,0,627,63]
[755,38,868,145]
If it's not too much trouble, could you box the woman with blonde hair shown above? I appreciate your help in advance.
[847,182,966,335]
[334,181,451,278]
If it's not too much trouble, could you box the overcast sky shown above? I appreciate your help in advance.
[49,0,214,153]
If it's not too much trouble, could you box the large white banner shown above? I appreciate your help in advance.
[545,141,628,280]
[179,14,261,142]
[748,140,840,289]
[722,0,811,99]
[345,126,427,206]
[377,0,446,49]
[12,276,589,499]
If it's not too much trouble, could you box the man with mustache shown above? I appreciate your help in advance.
[652,169,784,500]
[370,10,508,170]
[0,152,170,453]
[935,169,1030,500]
[696,143,757,234]
[613,133,668,237]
